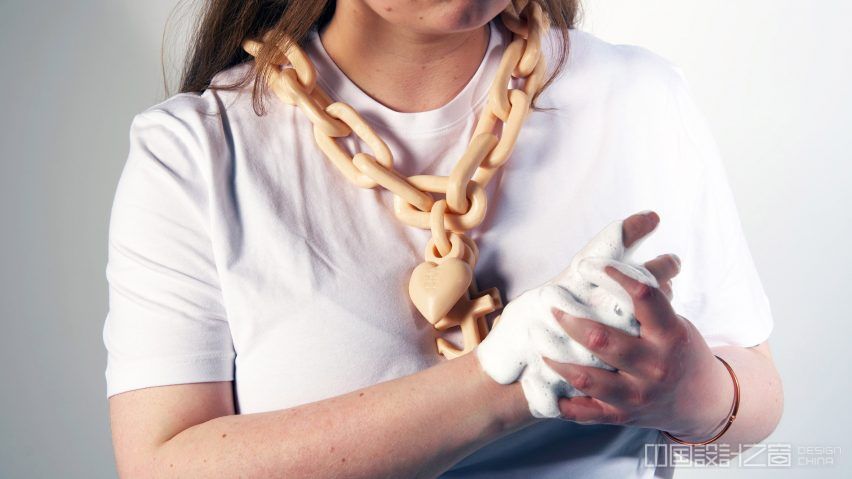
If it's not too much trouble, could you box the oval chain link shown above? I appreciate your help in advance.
[241,0,548,251]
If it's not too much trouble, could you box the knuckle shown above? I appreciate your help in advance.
[608,411,628,425]
[586,326,610,351]
[649,361,671,383]
[632,283,654,300]
[559,403,575,421]
[629,386,648,408]
[572,371,592,390]
[664,323,690,350]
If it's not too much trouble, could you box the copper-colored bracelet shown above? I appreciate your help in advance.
[661,355,740,446]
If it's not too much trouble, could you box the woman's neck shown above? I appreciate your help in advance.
[319,4,490,113]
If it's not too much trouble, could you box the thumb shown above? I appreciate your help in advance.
[621,210,660,259]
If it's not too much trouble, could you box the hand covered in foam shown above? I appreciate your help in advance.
[476,213,661,418]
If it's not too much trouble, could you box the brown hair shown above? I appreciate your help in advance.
[173,0,582,115]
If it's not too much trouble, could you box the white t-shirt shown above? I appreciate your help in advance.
[103,20,774,478]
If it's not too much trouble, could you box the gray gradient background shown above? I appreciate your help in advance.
[1,1,849,477]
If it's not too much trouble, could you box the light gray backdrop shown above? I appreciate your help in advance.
[1,1,849,477]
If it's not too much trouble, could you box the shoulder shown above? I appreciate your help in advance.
[130,61,257,140]
[563,28,684,83]
[130,81,229,148]
[540,27,687,109]
[125,63,257,175]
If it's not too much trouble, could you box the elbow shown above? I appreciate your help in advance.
[747,340,785,442]
[765,362,785,440]
[114,451,159,479]
[753,351,785,444]
[115,440,182,479]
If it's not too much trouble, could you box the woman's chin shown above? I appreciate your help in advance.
[369,0,509,34]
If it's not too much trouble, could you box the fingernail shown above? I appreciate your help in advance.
[604,264,621,276]
[657,253,680,267]
[551,308,573,323]
[646,210,659,224]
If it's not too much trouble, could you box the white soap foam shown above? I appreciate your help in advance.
[475,219,660,418]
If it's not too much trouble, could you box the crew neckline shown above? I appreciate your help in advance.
[305,21,509,138]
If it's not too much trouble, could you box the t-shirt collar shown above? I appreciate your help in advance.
[304,20,509,138]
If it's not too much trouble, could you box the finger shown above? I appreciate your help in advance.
[622,210,660,251]
[576,257,660,320]
[660,279,673,301]
[604,264,679,335]
[643,253,681,285]
[552,309,653,375]
[543,359,638,409]
[557,395,630,426]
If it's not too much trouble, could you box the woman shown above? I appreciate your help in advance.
[103,0,783,477]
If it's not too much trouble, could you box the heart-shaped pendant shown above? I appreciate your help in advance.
[408,258,473,324]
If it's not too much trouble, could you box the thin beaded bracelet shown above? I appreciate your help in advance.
[661,355,740,446]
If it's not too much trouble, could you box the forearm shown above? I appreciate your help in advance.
[712,344,783,447]
[144,352,535,478]
[673,342,783,450]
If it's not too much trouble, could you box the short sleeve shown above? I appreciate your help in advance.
[666,67,775,348]
[103,108,235,398]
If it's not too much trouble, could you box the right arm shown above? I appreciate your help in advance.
[108,350,540,479]
[105,109,539,479]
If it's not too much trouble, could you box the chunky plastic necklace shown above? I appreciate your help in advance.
[242,1,549,359]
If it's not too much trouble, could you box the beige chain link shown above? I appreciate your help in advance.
[242,0,549,358]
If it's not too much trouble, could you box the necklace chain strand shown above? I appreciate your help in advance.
[242,1,549,359]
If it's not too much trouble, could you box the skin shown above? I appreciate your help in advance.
[319,0,509,112]
[109,351,533,478]
[544,212,784,447]
[108,1,784,476]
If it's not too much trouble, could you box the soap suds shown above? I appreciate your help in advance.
[476,219,659,418]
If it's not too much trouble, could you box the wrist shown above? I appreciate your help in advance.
[465,349,540,433]
[667,354,735,442]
